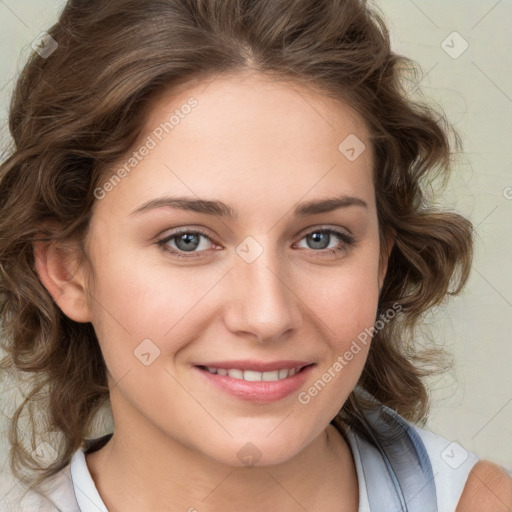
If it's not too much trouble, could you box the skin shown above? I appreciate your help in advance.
[33,71,511,511]
[456,461,512,512]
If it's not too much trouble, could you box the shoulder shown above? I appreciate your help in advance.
[456,460,512,512]
[411,424,512,511]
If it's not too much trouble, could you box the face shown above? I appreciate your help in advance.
[60,72,389,466]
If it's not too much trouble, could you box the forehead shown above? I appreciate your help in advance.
[144,71,371,151]
[93,72,375,221]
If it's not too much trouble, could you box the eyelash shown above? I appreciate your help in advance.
[156,227,356,261]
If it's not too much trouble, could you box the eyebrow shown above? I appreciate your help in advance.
[129,194,367,219]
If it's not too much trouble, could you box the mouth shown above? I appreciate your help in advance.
[193,361,315,402]
[196,364,310,382]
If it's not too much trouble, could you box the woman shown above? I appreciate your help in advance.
[0,0,510,510]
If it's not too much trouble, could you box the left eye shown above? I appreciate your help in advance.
[157,228,354,259]
[295,230,350,251]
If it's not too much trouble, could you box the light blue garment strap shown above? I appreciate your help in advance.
[349,388,438,512]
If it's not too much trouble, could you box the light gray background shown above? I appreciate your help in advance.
[0,0,511,498]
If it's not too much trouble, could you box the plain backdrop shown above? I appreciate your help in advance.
[0,0,511,498]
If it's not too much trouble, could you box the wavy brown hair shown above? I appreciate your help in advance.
[0,0,472,496]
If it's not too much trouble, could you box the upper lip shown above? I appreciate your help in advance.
[194,360,314,372]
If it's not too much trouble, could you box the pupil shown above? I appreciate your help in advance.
[176,233,199,251]
[309,232,329,249]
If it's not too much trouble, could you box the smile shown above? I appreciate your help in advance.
[194,362,315,402]
[202,366,302,381]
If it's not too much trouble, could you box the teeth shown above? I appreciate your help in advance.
[227,369,243,379]
[243,370,262,381]
[262,370,279,381]
[203,366,302,381]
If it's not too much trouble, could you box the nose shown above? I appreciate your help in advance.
[223,243,302,343]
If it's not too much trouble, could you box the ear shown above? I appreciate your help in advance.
[378,231,395,292]
[33,239,92,323]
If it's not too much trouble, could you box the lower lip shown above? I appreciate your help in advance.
[194,365,315,402]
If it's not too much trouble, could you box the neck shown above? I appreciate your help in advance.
[86,413,358,512]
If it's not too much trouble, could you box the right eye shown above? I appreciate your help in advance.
[156,228,220,260]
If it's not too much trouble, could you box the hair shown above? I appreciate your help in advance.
[0,0,473,497]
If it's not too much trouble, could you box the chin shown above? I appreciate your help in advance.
[201,433,310,469]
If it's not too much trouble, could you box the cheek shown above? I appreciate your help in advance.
[295,269,380,415]
[304,246,381,381]
[86,246,218,377]
[321,276,378,376]
[327,266,380,336]
[87,238,194,332]
[307,245,382,339]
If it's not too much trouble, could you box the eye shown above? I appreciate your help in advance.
[156,227,355,260]
[295,228,355,258]
[156,228,217,260]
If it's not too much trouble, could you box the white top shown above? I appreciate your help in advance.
[345,425,479,512]
[11,424,479,512]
